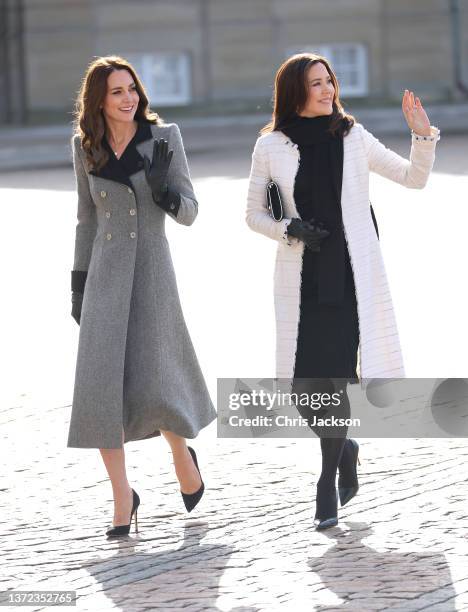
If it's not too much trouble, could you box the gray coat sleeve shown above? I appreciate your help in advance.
[72,134,97,272]
[164,123,198,226]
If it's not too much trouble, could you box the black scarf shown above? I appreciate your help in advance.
[88,119,153,189]
[282,113,346,304]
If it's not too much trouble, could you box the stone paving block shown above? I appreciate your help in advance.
[1,158,468,611]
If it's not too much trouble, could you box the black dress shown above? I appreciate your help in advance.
[282,114,360,384]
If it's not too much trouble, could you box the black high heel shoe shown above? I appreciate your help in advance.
[314,480,338,530]
[180,447,204,513]
[338,438,360,507]
[105,488,140,538]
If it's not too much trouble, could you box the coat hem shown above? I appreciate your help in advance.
[67,410,217,449]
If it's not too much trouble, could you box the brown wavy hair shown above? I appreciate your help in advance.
[72,55,162,172]
[261,53,355,138]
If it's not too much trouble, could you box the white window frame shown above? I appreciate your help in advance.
[286,43,369,97]
[124,52,192,106]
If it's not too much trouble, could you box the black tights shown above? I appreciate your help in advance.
[292,376,352,518]
[292,376,351,487]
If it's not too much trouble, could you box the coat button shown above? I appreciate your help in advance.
[129,208,136,215]
[170,203,175,210]
[101,190,107,198]
[130,232,136,238]
[105,211,111,218]
[106,233,112,240]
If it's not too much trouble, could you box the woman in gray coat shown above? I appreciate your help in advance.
[68,55,217,537]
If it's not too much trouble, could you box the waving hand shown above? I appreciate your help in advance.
[402,89,431,137]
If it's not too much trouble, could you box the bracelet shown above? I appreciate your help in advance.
[411,127,440,142]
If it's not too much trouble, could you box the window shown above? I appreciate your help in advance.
[286,43,368,97]
[124,52,192,106]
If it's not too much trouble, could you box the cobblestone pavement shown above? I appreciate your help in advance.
[1,138,468,611]
[2,401,468,611]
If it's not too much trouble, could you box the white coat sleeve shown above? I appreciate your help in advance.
[360,123,440,189]
[245,137,297,245]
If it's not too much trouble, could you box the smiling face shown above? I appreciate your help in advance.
[101,69,140,124]
[299,61,335,117]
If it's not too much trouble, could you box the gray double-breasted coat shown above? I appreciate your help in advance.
[67,119,217,449]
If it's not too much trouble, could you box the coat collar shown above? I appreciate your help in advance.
[89,119,154,189]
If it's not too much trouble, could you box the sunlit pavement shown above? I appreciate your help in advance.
[1,135,467,611]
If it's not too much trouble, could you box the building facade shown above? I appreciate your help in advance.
[1,0,467,124]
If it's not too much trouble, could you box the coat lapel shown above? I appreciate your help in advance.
[89,119,154,189]
[135,126,157,162]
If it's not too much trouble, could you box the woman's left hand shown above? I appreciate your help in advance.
[402,89,432,137]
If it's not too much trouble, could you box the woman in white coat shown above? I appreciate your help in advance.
[245,53,440,529]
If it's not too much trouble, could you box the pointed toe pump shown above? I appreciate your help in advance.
[314,481,339,530]
[180,446,205,513]
[315,516,339,530]
[338,438,361,507]
[105,488,140,538]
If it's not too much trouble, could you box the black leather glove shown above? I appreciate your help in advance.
[286,218,330,252]
[71,292,83,325]
[143,139,173,203]
[71,270,87,325]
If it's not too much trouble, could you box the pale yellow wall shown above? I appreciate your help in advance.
[24,0,459,112]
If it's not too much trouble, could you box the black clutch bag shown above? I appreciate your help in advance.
[266,181,284,222]
[370,201,379,239]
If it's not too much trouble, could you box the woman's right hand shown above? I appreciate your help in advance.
[71,292,83,325]
[143,139,174,203]
[286,218,330,251]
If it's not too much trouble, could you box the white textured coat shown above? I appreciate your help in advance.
[246,121,440,387]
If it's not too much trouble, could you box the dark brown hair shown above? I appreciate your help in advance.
[72,55,162,171]
[261,53,355,137]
